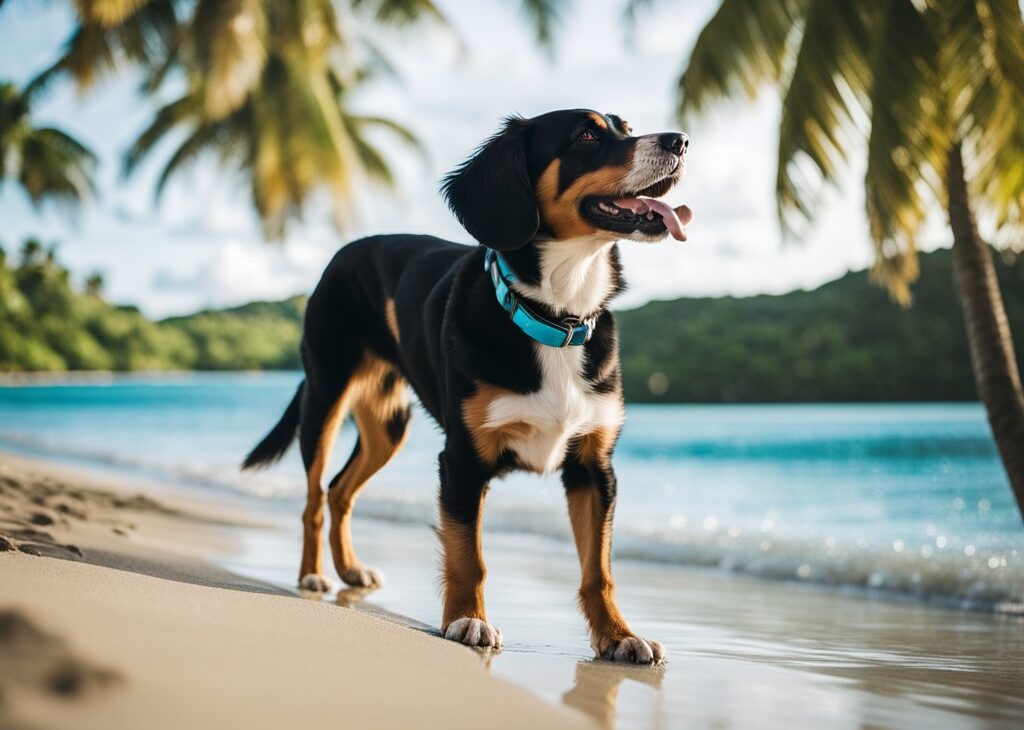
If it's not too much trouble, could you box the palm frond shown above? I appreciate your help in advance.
[963,0,1024,240]
[0,82,96,211]
[16,128,97,206]
[350,0,452,29]
[677,0,809,121]
[347,132,395,185]
[190,0,267,119]
[31,127,98,163]
[518,0,562,49]
[343,112,426,184]
[74,0,152,27]
[124,93,202,174]
[776,0,879,234]
[52,0,178,88]
[346,114,424,156]
[154,122,222,195]
[865,0,946,304]
[977,0,1024,98]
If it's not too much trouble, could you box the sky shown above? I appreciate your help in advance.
[0,0,951,318]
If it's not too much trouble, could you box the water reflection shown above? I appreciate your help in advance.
[563,661,665,729]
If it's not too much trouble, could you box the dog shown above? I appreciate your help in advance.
[243,109,691,664]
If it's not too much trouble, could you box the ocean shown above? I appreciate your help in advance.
[1,372,1021,612]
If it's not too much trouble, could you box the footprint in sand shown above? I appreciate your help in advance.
[0,609,121,717]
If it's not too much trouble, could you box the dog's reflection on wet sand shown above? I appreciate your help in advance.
[562,659,665,728]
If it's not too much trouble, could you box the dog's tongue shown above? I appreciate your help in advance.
[613,196,693,241]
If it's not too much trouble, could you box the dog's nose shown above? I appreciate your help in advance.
[659,133,688,156]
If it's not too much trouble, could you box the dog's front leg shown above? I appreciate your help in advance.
[438,447,502,649]
[563,446,665,663]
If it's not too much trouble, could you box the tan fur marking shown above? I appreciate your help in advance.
[299,392,348,581]
[326,354,409,577]
[385,298,400,343]
[575,428,617,466]
[461,381,537,467]
[440,509,488,630]
[587,112,608,130]
[566,487,631,654]
[535,158,635,239]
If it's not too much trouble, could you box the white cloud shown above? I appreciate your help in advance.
[152,237,331,308]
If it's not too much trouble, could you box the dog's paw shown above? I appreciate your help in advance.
[597,636,665,664]
[298,573,333,592]
[340,565,385,588]
[444,617,503,649]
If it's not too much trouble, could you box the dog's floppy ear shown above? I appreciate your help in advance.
[441,117,538,251]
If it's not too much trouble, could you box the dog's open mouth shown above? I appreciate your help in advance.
[581,175,693,241]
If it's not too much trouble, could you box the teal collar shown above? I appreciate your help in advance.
[484,248,596,348]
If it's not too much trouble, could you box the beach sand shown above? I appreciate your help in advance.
[0,454,591,730]
[1,451,1022,730]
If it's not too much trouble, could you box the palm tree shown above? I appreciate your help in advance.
[644,0,1024,518]
[85,271,105,297]
[36,0,563,238]
[19,238,43,267]
[0,81,96,211]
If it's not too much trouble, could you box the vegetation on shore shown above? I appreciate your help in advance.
[618,248,1023,403]
[0,238,303,371]
[2,240,1020,403]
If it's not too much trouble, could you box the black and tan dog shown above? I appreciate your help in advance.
[243,109,691,664]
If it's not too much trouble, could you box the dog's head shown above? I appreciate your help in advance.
[442,109,691,250]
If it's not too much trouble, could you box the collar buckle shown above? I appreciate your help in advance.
[558,316,582,348]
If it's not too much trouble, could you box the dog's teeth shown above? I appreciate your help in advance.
[646,211,655,221]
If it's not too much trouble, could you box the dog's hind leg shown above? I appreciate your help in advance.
[326,356,411,587]
[297,381,351,593]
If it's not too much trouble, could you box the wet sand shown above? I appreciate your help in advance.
[227,499,1024,729]
[2,451,1022,729]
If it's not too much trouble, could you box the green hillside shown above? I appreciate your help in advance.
[0,240,304,372]
[161,298,305,370]
[1,239,1021,403]
[617,248,1024,402]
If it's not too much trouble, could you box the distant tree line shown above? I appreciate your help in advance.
[0,238,303,371]
[617,248,1024,403]
[2,239,1020,403]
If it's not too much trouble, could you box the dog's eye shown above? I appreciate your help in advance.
[576,130,597,143]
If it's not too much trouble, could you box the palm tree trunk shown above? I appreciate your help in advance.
[947,143,1024,521]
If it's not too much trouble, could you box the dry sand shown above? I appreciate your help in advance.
[0,454,593,730]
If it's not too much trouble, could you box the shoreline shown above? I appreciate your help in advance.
[0,452,592,730]
[0,370,283,387]
[3,450,1023,729]
[0,370,986,406]
[2,429,1019,618]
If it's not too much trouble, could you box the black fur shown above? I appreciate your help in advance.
[386,405,412,443]
[441,117,539,251]
[245,108,681,553]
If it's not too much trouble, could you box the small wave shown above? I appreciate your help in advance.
[2,432,1020,614]
[0,432,304,500]
[349,494,1024,614]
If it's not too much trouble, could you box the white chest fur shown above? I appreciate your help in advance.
[513,236,616,316]
[484,344,623,473]
[475,235,623,473]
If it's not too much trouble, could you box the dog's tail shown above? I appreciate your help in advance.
[242,381,304,470]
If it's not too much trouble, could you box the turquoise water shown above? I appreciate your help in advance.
[1,372,1021,610]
